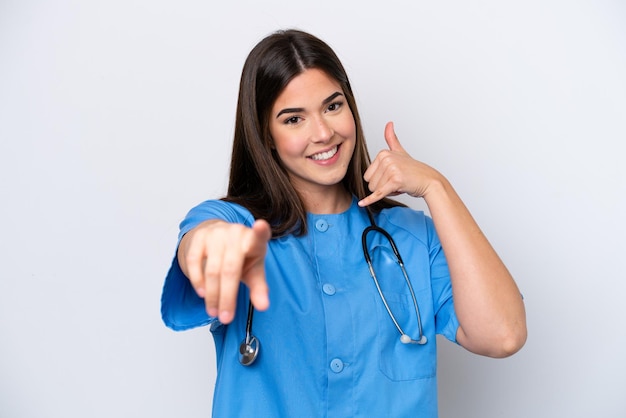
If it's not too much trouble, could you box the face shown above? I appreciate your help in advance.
[269,68,356,197]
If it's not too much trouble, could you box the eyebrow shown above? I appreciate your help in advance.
[275,91,344,118]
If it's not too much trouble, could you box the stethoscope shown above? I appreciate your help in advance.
[238,208,427,366]
[362,209,427,345]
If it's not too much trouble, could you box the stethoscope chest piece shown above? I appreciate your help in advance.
[239,301,260,366]
[239,335,259,366]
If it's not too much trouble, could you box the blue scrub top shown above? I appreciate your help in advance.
[161,197,459,418]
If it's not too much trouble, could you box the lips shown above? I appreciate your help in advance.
[309,145,338,161]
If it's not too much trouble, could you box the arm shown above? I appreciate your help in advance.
[359,122,526,358]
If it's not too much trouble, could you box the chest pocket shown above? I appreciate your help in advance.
[375,291,436,381]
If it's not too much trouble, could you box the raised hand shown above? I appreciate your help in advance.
[358,121,443,207]
[177,219,272,324]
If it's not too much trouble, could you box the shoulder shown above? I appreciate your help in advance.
[179,199,256,237]
[377,205,438,248]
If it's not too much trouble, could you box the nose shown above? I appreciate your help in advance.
[311,116,333,143]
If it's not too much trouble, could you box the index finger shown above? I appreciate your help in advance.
[216,220,271,323]
[242,220,271,311]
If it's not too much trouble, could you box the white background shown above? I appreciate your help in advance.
[1,0,625,417]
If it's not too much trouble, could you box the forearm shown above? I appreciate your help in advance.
[424,176,527,357]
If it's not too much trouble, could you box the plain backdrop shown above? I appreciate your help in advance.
[1,0,625,417]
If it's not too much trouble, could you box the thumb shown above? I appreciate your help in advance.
[384,121,405,152]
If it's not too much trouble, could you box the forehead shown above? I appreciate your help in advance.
[272,68,343,107]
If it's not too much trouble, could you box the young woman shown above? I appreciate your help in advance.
[161,29,526,417]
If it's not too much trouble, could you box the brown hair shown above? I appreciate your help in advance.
[223,29,402,237]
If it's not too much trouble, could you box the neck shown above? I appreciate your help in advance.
[299,186,352,214]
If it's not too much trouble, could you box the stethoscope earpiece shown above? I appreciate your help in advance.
[400,334,428,345]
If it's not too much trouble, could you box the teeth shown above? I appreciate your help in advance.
[310,146,338,161]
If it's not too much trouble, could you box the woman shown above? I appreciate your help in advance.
[161,29,526,417]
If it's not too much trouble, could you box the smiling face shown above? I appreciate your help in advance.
[269,68,357,203]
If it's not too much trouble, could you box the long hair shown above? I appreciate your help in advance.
[223,29,402,237]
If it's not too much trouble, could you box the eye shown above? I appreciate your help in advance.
[284,116,301,125]
[327,101,343,112]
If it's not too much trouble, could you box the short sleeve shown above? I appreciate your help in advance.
[426,216,460,343]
